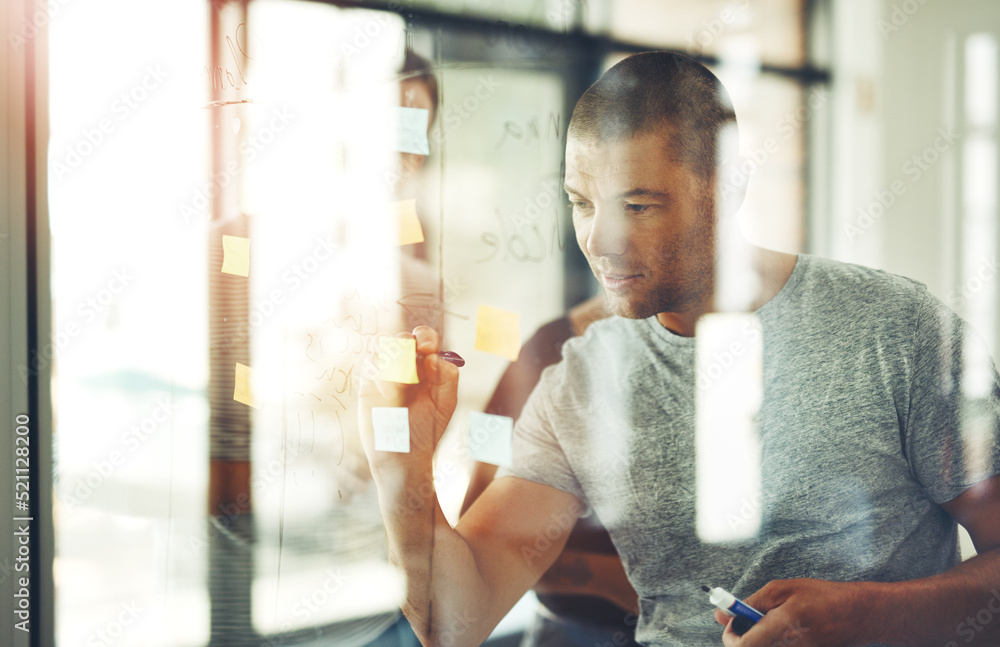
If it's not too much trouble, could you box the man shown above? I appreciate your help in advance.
[358,52,1000,646]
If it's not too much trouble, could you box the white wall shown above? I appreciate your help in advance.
[826,0,1000,358]
[825,0,1000,560]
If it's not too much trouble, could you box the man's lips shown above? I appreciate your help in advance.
[599,272,642,289]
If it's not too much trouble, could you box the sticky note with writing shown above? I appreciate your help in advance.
[372,407,410,453]
[394,199,425,246]
[377,336,419,384]
[469,412,513,466]
[221,235,250,277]
[233,363,259,408]
[475,305,521,361]
[393,107,430,155]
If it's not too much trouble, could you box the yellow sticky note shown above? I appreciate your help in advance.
[233,363,259,408]
[377,336,419,384]
[394,199,424,246]
[475,305,521,361]
[221,235,250,277]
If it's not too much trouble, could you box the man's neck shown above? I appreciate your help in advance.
[654,247,798,337]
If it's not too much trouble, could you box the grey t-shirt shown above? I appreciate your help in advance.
[497,254,1000,646]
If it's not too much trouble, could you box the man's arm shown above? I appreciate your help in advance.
[359,327,583,646]
[462,459,638,614]
[715,473,1000,647]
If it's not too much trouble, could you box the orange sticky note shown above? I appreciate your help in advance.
[475,305,521,361]
[221,235,250,277]
[377,336,419,384]
[233,363,259,408]
[394,199,424,246]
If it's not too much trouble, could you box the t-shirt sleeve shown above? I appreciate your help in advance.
[905,289,1000,504]
[495,362,587,503]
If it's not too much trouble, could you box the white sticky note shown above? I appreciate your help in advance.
[393,107,430,155]
[469,412,513,467]
[221,235,250,277]
[373,407,410,453]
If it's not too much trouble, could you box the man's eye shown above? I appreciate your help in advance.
[626,203,651,213]
[569,201,590,210]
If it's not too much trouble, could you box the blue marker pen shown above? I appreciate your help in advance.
[702,585,764,636]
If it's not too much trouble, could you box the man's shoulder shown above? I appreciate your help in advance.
[795,254,933,311]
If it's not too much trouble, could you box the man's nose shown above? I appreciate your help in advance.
[585,208,628,258]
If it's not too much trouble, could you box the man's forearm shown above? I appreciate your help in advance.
[373,466,496,647]
[864,548,1000,646]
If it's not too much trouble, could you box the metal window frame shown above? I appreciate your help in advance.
[1,1,53,646]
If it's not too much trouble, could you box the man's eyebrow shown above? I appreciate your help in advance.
[562,186,674,201]
[620,188,672,201]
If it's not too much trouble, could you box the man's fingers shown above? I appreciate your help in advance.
[714,609,730,626]
[412,325,441,355]
[744,579,791,614]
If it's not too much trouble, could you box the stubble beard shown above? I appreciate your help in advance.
[598,201,716,320]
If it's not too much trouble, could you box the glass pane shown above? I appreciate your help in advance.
[48,1,813,645]
[49,0,210,645]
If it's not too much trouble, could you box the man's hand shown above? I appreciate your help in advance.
[713,579,880,647]
[358,325,459,471]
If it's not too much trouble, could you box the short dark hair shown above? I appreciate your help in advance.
[568,51,737,179]
[401,49,439,123]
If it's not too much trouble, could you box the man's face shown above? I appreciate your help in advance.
[564,130,716,320]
